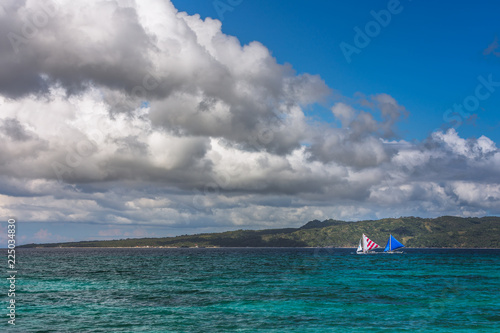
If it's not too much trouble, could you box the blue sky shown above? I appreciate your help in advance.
[173,0,500,142]
[1,0,499,245]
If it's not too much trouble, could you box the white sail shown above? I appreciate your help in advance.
[357,238,363,253]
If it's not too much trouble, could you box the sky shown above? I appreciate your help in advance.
[0,0,499,245]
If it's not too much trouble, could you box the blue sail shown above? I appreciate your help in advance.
[384,235,405,252]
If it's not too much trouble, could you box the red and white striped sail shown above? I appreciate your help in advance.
[357,233,380,253]
[363,234,380,251]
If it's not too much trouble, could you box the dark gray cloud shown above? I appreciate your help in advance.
[0,0,155,98]
[1,117,34,141]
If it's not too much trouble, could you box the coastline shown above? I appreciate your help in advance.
[12,246,500,250]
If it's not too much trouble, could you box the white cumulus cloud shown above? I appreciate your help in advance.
[0,0,499,237]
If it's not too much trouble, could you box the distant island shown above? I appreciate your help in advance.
[20,216,500,249]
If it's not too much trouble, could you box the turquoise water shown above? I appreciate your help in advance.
[3,248,500,332]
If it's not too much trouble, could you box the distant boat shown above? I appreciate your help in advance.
[356,233,380,254]
[384,234,405,253]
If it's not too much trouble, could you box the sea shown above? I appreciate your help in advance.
[3,248,500,332]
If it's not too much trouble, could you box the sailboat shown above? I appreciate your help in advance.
[384,234,405,253]
[356,233,380,254]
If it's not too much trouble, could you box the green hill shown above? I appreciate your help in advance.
[20,216,500,248]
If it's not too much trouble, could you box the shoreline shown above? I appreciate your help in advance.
[12,246,500,250]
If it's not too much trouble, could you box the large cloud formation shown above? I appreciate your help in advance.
[1,0,499,235]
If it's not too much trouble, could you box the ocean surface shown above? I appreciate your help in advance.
[4,248,500,332]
